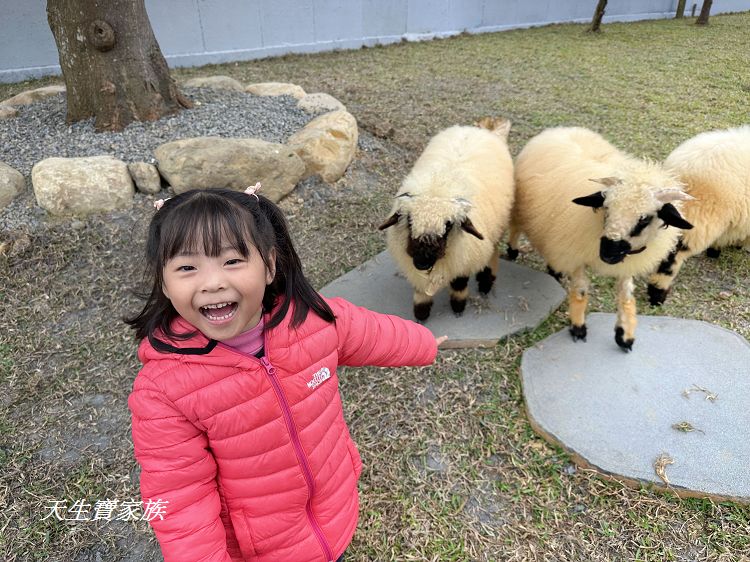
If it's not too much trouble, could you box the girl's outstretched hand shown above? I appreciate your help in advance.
[436,335,448,347]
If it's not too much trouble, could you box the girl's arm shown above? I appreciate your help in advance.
[328,297,439,367]
[129,375,234,562]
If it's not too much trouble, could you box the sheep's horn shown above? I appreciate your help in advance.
[589,177,620,187]
[654,189,694,203]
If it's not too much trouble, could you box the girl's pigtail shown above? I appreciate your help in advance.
[259,197,335,330]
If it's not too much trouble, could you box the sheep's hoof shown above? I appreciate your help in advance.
[647,283,669,306]
[615,327,634,352]
[414,302,432,321]
[450,297,467,315]
[476,267,496,294]
[706,247,721,259]
[506,245,519,261]
[569,324,587,342]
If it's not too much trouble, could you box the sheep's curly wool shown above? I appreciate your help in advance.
[510,126,693,349]
[385,123,515,298]
[665,126,750,252]
[513,127,686,279]
[648,125,750,299]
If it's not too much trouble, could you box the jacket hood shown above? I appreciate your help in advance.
[137,310,277,367]
[138,316,219,365]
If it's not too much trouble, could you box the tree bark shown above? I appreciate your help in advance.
[47,0,191,132]
[675,0,687,18]
[589,0,608,32]
[696,0,713,24]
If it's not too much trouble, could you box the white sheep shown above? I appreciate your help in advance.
[507,127,693,350]
[647,125,750,305]
[378,118,515,320]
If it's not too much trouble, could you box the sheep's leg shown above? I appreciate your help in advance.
[546,265,563,283]
[476,246,500,294]
[706,247,721,258]
[568,267,589,341]
[413,291,433,321]
[449,276,469,316]
[614,277,637,352]
[647,239,691,306]
[506,223,521,261]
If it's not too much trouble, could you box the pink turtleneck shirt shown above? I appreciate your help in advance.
[222,317,265,357]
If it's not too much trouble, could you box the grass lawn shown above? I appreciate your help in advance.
[1,11,749,562]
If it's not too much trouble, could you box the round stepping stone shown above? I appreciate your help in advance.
[320,251,565,348]
[522,312,750,503]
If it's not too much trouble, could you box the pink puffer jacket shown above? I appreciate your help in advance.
[129,297,437,562]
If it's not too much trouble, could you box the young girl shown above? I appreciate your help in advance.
[126,186,445,562]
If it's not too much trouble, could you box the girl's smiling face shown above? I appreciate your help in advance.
[162,244,275,341]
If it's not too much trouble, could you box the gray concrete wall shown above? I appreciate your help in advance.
[1,0,749,83]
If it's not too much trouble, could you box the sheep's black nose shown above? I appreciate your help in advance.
[599,236,630,265]
[413,256,435,270]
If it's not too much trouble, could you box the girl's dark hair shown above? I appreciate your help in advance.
[125,188,335,350]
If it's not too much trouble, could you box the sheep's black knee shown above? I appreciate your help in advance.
[476,267,495,294]
[569,324,587,342]
[506,244,519,261]
[706,247,721,258]
[450,276,469,291]
[657,257,674,275]
[647,283,669,306]
[547,266,563,283]
[615,326,634,352]
[414,301,432,321]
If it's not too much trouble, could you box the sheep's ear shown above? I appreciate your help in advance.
[658,203,693,230]
[460,217,484,240]
[572,191,606,209]
[655,189,694,203]
[378,213,401,230]
[589,177,620,187]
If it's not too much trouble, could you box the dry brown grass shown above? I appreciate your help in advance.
[1,11,750,562]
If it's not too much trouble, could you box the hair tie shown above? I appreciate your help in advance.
[244,182,262,201]
[153,198,170,211]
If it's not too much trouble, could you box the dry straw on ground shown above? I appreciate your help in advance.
[1,11,750,562]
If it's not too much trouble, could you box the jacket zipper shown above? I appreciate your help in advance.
[217,326,335,562]
[259,355,335,562]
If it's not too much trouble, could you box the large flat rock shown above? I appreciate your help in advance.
[522,313,750,503]
[320,251,565,348]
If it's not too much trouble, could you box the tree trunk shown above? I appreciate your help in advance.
[675,0,687,18]
[47,0,191,132]
[589,0,608,32]
[696,0,713,24]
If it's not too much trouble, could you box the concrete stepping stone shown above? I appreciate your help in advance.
[320,250,565,348]
[522,312,750,503]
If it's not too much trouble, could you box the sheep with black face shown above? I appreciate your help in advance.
[507,127,693,351]
[379,118,515,320]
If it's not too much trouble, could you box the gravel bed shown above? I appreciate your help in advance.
[0,87,326,234]
[0,87,312,175]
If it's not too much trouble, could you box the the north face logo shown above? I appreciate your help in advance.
[307,367,331,390]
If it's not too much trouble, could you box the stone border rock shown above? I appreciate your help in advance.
[0,77,355,216]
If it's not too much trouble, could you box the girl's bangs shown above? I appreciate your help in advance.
[161,196,254,262]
